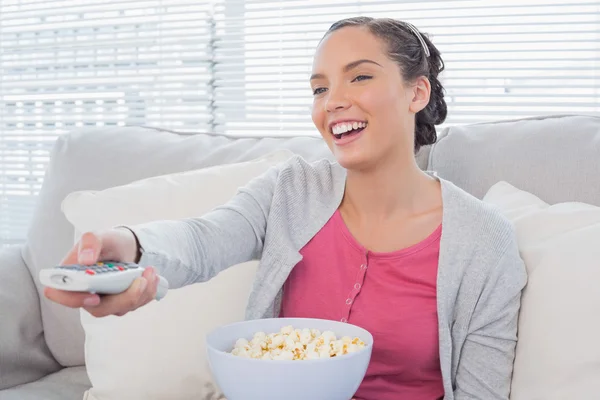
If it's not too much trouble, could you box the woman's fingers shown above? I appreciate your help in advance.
[77,231,103,264]
[83,277,147,318]
[82,267,158,318]
[137,267,160,307]
[59,231,103,267]
[44,287,100,308]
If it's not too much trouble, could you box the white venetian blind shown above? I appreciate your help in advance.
[213,0,600,136]
[0,0,217,246]
[1,0,599,246]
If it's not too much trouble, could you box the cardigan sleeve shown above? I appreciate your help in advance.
[125,161,286,289]
[454,234,527,399]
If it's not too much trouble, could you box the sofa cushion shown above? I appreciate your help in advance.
[0,366,90,400]
[0,245,60,389]
[61,151,295,400]
[483,181,600,399]
[429,114,600,206]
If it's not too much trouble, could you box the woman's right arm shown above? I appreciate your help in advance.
[44,162,284,317]
[129,162,283,288]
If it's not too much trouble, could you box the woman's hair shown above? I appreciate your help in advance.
[324,17,447,153]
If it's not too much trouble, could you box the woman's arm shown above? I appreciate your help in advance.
[454,237,527,400]
[127,162,284,289]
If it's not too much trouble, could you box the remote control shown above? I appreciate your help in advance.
[39,261,169,301]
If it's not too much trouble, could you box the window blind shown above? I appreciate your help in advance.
[213,0,600,136]
[1,0,599,246]
[0,0,216,246]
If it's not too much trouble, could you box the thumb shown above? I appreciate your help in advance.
[78,232,103,265]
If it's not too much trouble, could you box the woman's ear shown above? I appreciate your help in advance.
[408,76,431,114]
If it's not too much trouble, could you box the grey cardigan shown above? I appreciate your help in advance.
[130,155,527,400]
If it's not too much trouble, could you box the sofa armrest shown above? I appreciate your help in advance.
[0,245,60,389]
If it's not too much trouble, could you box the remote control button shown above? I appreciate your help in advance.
[85,269,96,275]
[118,266,125,271]
[97,262,104,266]
[106,263,114,268]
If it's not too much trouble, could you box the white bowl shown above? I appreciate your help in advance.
[206,317,373,400]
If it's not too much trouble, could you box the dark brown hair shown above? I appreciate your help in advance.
[324,17,447,153]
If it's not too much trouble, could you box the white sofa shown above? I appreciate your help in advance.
[1,114,599,400]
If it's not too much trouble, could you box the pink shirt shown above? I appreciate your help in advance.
[281,210,444,400]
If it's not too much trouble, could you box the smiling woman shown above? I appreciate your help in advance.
[44,16,527,400]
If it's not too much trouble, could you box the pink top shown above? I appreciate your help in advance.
[281,210,445,400]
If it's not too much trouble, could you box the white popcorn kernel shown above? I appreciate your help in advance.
[288,330,301,343]
[261,352,273,360]
[270,348,283,357]
[249,347,264,359]
[292,344,305,360]
[300,329,312,345]
[284,336,297,351]
[235,338,249,348]
[251,332,267,347]
[231,347,249,358]
[310,329,321,338]
[321,330,336,343]
[345,343,360,354]
[280,325,294,335]
[269,335,285,349]
[274,350,294,361]
[331,340,343,353]
[319,349,331,358]
[328,340,342,357]
[341,336,352,344]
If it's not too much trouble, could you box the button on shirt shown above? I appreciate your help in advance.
[281,210,444,400]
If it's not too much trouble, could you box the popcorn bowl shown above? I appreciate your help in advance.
[206,317,373,400]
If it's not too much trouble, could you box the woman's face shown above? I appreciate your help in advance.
[310,26,429,171]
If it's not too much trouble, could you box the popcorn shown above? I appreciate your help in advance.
[230,325,366,361]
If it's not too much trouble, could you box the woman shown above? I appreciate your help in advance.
[45,17,527,400]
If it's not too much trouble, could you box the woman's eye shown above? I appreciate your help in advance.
[312,87,327,95]
[353,75,372,82]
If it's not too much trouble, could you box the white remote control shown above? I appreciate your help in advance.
[39,261,169,301]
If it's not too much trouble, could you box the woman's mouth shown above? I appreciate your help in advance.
[331,121,367,140]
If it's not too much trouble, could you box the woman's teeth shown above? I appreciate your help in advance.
[332,121,367,137]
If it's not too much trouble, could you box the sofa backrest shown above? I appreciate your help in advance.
[428,114,600,206]
[23,114,599,367]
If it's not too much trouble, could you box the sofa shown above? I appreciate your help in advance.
[1,114,599,400]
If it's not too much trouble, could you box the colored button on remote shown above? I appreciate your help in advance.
[85,269,96,275]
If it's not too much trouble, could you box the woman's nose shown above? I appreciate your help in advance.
[325,88,351,113]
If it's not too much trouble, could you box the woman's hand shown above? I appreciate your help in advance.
[43,229,160,318]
